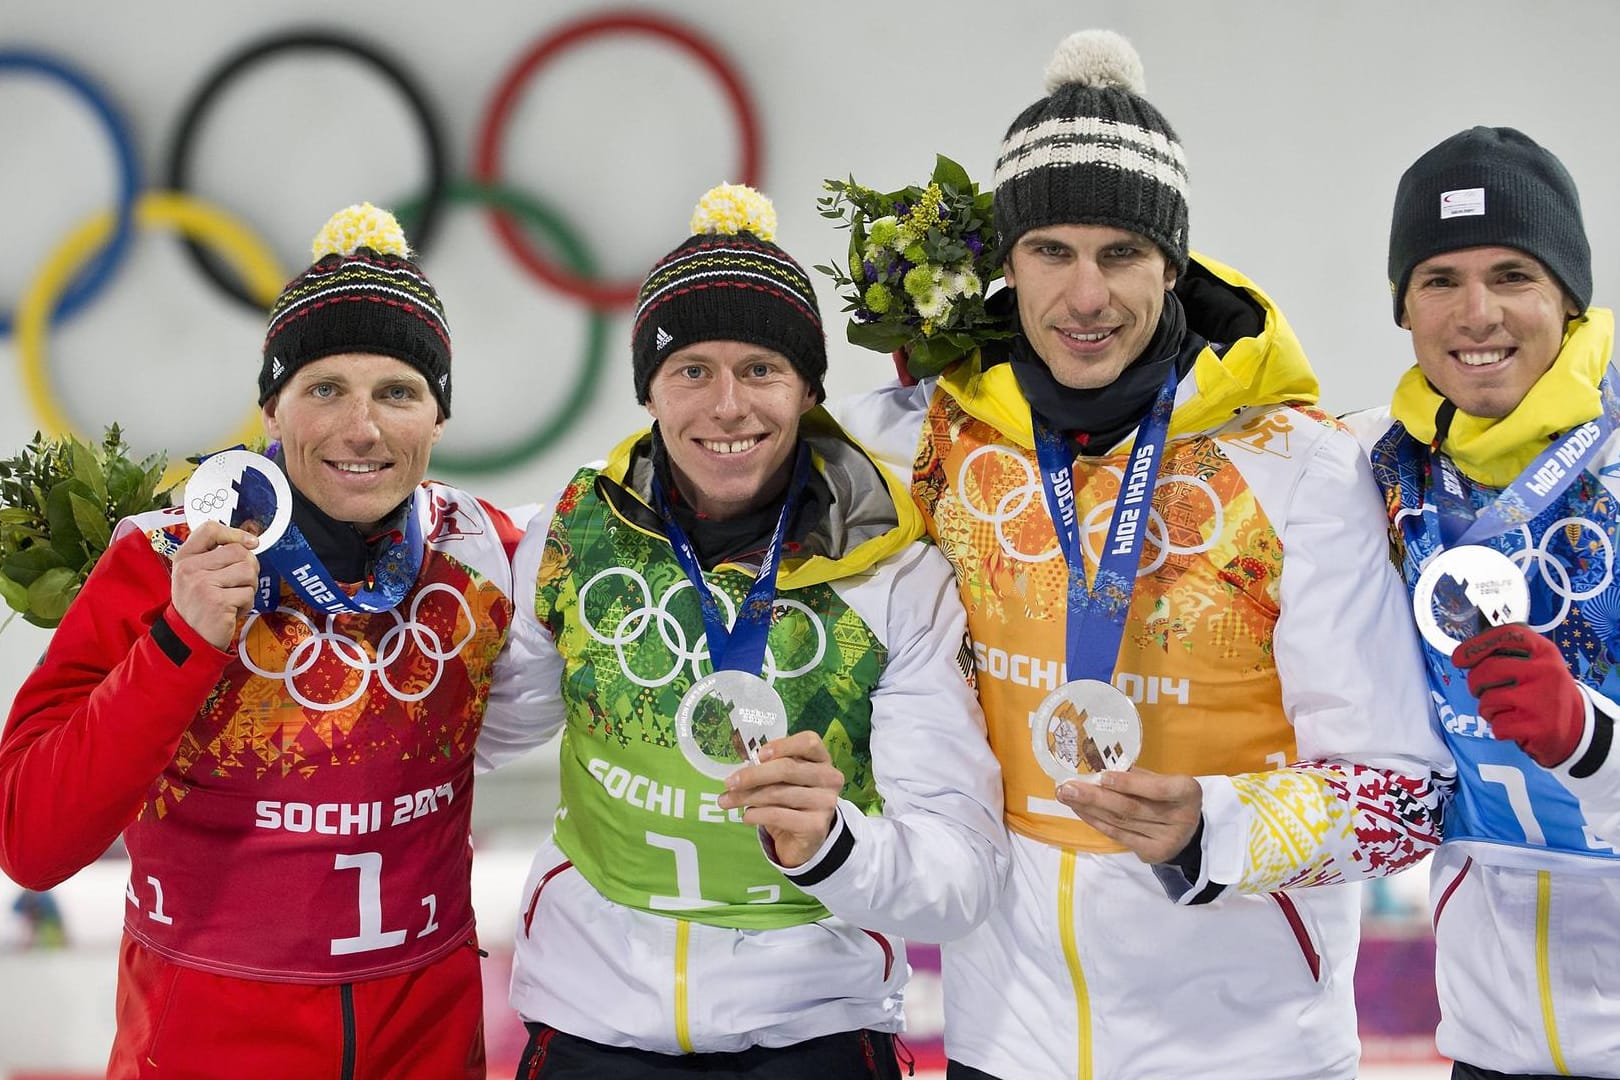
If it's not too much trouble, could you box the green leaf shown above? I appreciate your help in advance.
[44,480,94,563]
[68,437,107,505]
[69,492,112,555]
[931,155,973,193]
[847,321,917,354]
[3,545,68,588]
[907,336,975,378]
[0,572,28,615]
[25,566,77,627]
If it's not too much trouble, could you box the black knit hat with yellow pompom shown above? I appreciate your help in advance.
[631,183,826,404]
[261,203,452,416]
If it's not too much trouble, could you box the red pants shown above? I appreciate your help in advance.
[107,934,485,1079]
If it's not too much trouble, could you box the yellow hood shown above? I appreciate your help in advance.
[1390,308,1615,487]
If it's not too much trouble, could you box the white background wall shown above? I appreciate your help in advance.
[0,0,1615,1070]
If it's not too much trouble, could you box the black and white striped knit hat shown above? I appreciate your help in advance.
[261,203,452,415]
[993,29,1189,272]
[632,183,826,404]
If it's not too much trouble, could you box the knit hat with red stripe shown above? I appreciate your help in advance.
[261,203,452,416]
[632,184,826,404]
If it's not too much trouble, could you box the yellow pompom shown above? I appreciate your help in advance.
[311,202,412,260]
[689,183,776,241]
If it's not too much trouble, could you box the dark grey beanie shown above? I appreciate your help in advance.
[1388,126,1590,324]
[993,29,1189,271]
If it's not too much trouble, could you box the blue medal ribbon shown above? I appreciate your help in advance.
[1427,367,1620,546]
[256,504,423,615]
[1033,369,1179,685]
[652,442,810,675]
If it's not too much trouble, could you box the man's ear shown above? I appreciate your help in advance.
[261,394,281,441]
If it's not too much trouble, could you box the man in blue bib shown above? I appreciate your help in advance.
[1365,126,1620,1080]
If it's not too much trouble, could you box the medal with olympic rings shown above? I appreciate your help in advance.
[183,449,292,550]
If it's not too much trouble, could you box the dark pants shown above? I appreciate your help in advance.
[1455,1063,1606,1080]
[516,1023,904,1079]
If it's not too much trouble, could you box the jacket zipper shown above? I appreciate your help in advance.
[1269,893,1322,982]
[1431,855,1473,931]
[523,860,574,936]
[524,1026,557,1079]
[1058,850,1092,1080]
[339,983,356,1080]
[862,929,895,982]
[1534,871,1570,1073]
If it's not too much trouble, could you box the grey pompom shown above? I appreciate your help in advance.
[1043,29,1146,95]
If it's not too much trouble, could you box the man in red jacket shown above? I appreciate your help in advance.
[0,204,522,1080]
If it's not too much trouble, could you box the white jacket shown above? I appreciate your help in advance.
[480,416,1008,1053]
[833,256,1448,1079]
[1350,400,1620,1078]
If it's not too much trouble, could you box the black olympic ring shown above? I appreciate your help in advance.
[163,28,451,313]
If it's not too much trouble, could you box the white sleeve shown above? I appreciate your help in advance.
[828,381,935,485]
[1558,686,1620,844]
[768,544,1009,942]
[476,504,570,773]
[1196,424,1451,889]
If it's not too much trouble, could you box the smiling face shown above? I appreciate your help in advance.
[262,352,444,531]
[1400,245,1578,419]
[1004,223,1178,390]
[644,340,817,521]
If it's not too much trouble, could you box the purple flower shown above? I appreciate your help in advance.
[964,234,984,255]
[863,260,878,280]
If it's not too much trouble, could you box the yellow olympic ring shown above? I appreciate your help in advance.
[16,190,288,485]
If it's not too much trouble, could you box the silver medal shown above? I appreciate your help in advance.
[1031,678,1143,784]
[1412,545,1530,654]
[675,670,789,781]
[183,449,292,549]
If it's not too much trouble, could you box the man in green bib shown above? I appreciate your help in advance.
[479,183,1007,1078]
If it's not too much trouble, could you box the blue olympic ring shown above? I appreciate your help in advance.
[0,48,141,338]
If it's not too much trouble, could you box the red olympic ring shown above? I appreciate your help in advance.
[474,10,762,310]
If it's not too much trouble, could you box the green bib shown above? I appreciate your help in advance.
[537,470,888,929]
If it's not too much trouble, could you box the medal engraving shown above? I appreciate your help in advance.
[1031,679,1143,784]
[1413,545,1530,654]
[675,670,789,781]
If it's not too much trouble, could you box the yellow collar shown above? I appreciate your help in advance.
[1390,309,1615,487]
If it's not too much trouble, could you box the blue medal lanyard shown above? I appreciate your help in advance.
[222,450,424,615]
[651,442,811,675]
[1032,369,1179,684]
[1424,368,1620,546]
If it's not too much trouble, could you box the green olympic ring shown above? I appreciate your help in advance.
[394,180,610,475]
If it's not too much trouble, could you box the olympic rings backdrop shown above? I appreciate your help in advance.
[0,10,783,500]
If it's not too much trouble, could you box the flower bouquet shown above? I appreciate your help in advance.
[815,154,1012,381]
[0,426,171,628]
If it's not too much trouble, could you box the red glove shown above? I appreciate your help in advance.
[1452,623,1587,768]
